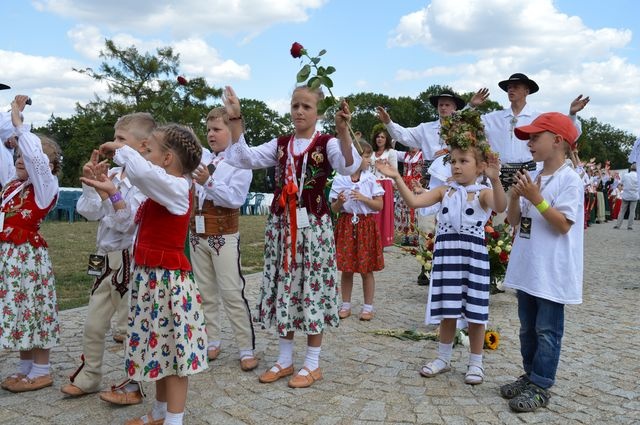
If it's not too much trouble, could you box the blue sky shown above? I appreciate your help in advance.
[1,0,639,136]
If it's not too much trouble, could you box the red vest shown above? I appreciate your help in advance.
[134,197,192,271]
[0,180,56,248]
[271,134,333,217]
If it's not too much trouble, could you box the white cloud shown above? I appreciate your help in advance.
[35,0,326,39]
[0,49,109,127]
[387,0,640,134]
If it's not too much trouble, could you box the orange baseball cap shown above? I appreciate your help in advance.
[514,112,579,149]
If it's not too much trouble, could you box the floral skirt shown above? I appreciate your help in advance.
[0,242,60,350]
[255,213,339,336]
[125,266,208,382]
[335,213,384,273]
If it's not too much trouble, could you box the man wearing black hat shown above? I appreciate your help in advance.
[470,73,589,191]
[376,89,466,166]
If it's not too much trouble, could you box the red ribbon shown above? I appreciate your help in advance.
[279,180,298,272]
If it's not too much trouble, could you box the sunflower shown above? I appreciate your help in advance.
[484,330,500,350]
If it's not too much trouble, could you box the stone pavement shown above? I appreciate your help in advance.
[1,222,639,424]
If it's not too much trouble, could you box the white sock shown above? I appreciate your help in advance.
[271,338,293,372]
[362,304,373,313]
[299,346,321,375]
[124,381,139,393]
[19,359,33,376]
[340,302,351,311]
[150,400,167,420]
[469,352,483,368]
[438,342,453,364]
[163,411,184,425]
[27,363,49,379]
[208,340,221,349]
[239,349,254,360]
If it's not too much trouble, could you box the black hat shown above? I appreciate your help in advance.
[429,90,466,110]
[0,83,10,90]
[498,73,539,94]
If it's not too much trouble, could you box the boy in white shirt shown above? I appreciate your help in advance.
[502,112,584,412]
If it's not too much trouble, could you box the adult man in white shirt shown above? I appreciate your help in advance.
[470,73,590,190]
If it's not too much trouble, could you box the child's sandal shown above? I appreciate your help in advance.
[419,359,450,378]
[464,365,484,385]
[508,383,550,412]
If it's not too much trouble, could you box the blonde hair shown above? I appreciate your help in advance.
[114,112,156,141]
[359,141,373,156]
[206,107,229,127]
[153,124,202,174]
[39,135,63,175]
[292,85,325,105]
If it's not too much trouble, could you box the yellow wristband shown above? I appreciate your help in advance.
[535,199,550,214]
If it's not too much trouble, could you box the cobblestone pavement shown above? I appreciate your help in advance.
[1,221,639,424]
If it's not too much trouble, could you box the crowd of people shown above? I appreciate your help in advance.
[0,70,637,424]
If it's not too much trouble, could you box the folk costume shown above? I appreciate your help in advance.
[225,133,360,336]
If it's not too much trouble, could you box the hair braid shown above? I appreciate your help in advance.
[155,124,202,174]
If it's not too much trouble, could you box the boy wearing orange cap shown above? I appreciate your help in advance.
[501,112,584,412]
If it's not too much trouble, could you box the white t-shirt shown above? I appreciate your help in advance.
[504,166,584,304]
[329,170,384,215]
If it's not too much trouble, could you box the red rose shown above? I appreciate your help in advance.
[492,231,500,240]
[499,251,509,263]
[290,42,304,58]
[177,76,188,85]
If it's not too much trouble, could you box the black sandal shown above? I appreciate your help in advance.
[508,383,550,412]
[500,374,530,399]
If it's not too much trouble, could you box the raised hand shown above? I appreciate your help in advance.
[10,95,30,126]
[569,94,590,115]
[376,106,391,124]
[375,160,400,179]
[335,99,351,134]
[79,172,117,195]
[513,170,542,205]
[469,88,490,107]
[484,152,501,180]
[223,86,242,118]
[191,163,210,185]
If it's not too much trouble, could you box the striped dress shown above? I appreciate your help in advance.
[428,183,491,325]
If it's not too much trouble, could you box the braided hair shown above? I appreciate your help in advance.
[154,124,202,175]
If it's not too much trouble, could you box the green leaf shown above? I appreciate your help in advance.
[307,76,321,90]
[325,66,336,75]
[311,57,321,65]
[318,49,327,56]
[319,76,333,88]
[316,66,325,76]
[296,65,311,83]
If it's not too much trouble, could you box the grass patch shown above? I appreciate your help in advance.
[41,215,268,311]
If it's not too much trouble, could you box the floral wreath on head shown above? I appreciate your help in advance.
[439,108,494,163]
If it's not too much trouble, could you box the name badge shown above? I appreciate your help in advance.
[0,212,4,231]
[195,215,206,234]
[87,254,106,276]
[519,216,532,239]
[296,207,310,228]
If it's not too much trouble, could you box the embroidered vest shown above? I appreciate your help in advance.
[134,197,192,271]
[271,134,333,217]
[0,180,56,248]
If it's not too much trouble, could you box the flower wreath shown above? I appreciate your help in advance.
[439,108,494,162]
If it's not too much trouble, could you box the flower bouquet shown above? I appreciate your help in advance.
[484,219,514,294]
[397,230,435,285]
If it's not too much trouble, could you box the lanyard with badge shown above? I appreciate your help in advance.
[288,133,318,229]
[0,180,29,231]
[519,163,568,239]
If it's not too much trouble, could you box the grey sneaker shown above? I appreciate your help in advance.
[500,374,530,399]
[508,382,550,412]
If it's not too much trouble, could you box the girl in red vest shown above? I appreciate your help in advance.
[223,85,361,388]
[0,95,61,393]
[83,124,206,425]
